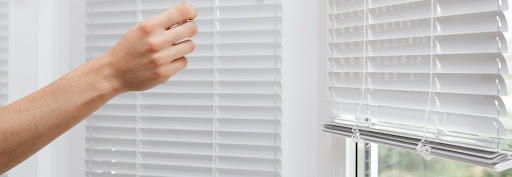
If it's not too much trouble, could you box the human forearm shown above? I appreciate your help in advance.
[0,3,198,173]
[0,55,122,172]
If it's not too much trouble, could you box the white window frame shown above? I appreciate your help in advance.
[317,0,353,176]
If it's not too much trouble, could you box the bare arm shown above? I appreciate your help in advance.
[0,3,198,173]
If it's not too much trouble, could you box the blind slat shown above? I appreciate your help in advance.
[329,72,507,95]
[330,11,507,43]
[330,87,507,116]
[329,53,508,74]
[328,101,506,136]
[329,0,505,26]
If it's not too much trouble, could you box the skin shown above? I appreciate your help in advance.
[0,3,198,174]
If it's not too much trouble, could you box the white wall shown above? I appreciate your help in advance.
[8,0,40,175]
[68,0,88,176]
[7,0,83,177]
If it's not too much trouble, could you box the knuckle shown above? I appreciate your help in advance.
[174,5,189,19]
[149,55,163,67]
[152,70,165,80]
[139,21,157,34]
[146,39,160,52]
[159,68,172,80]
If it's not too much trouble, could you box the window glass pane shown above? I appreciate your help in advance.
[356,142,512,177]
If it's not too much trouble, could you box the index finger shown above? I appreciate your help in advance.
[150,3,198,30]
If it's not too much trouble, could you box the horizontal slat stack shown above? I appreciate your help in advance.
[138,0,216,176]
[85,0,282,176]
[86,0,140,176]
[323,0,512,171]
[211,0,282,176]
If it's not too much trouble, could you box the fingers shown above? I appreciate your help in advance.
[144,22,196,51]
[162,21,198,47]
[149,3,198,30]
[156,40,195,63]
[167,57,188,77]
[153,57,187,85]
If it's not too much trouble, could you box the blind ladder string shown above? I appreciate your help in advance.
[351,0,368,143]
[0,1,3,107]
[365,0,375,129]
[212,0,219,176]
[494,2,505,153]
[84,5,92,176]
[331,2,338,177]
[135,0,143,176]
[494,0,507,153]
[417,0,438,160]
[272,0,280,176]
[0,0,2,106]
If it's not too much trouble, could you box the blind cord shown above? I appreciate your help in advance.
[351,0,368,143]
[417,0,437,160]
[272,0,279,176]
[135,0,142,176]
[0,0,4,107]
[212,0,219,176]
[0,2,1,107]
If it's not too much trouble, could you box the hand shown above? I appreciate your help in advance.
[0,4,199,173]
[98,3,198,93]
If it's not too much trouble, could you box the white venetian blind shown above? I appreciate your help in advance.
[0,0,7,174]
[0,0,8,107]
[323,0,512,171]
[85,0,282,176]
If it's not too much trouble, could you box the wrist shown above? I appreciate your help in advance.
[86,54,127,97]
